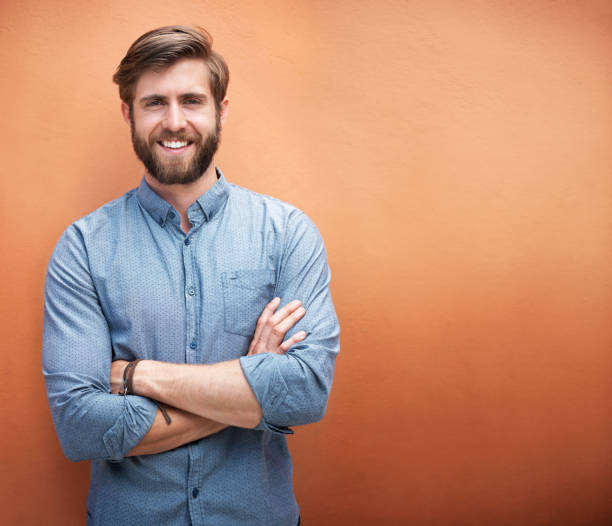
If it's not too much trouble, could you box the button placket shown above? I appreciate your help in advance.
[183,213,203,526]
[182,232,198,363]
[186,442,202,524]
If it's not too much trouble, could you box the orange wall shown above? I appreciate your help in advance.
[2,1,612,524]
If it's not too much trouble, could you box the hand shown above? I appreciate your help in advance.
[110,360,129,394]
[247,298,307,356]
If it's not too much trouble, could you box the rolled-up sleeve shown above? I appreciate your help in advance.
[42,225,158,462]
[239,211,340,433]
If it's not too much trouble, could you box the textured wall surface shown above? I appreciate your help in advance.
[1,1,611,524]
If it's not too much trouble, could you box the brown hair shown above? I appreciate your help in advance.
[113,25,229,112]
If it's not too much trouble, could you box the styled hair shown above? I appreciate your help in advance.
[113,25,229,112]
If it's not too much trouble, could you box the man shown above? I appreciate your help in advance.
[42,25,339,525]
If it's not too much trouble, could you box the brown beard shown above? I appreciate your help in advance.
[130,112,221,185]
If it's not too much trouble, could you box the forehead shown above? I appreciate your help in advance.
[133,58,212,99]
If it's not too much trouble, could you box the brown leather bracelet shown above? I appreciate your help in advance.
[156,402,172,425]
[121,360,172,424]
[122,359,142,396]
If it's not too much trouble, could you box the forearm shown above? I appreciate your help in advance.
[132,360,262,429]
[44,377,159,461]
[127,405,227,456]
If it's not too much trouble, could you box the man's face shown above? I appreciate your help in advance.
[124,58,226,185]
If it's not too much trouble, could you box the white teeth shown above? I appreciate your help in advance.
[161,141,188,149]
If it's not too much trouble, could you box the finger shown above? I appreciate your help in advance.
[269,307,305,348]
[279,330,307,352]
[249,297,280,353]
[257,297,295,346]
[273,306,306,340]
[269,299,302,326]
[256,297,281,333]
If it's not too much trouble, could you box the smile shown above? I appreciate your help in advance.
[156,140,195,155]
[159,140,192,149]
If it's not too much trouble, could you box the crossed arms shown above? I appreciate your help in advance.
[113,299,307,456]
[42,211,339,462]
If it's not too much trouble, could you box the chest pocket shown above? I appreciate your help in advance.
[221,269,276,337]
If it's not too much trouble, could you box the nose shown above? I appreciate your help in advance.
[164,101,187,132]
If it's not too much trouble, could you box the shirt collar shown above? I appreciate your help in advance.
[136,167,230,227]
[194,167,230,222]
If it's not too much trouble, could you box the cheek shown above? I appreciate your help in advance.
[133,113,160,138]
[186,110,217,131]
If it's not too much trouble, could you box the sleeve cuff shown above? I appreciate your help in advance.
[253,417,294,434]
[102,395,158,461]
[240,354,293,435]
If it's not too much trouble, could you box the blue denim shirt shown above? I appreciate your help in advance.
[42,170,339,525]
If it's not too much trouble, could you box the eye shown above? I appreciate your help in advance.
[146,99,163,107]
[185,98,201,105]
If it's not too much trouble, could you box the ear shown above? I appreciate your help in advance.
[121,101,131,126]
[218,98,229,127]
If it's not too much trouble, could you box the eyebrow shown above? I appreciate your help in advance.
[138,92,209,105]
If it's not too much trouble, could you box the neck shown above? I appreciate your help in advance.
[144,163,218,233]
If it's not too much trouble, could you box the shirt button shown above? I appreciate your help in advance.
[190,341,197,350]
[168,211,175,219]
[184,238,191,246]
[187,287,195,296]
[192,487,199,498]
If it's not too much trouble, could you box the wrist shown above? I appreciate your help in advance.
[132,359,153,397]
[122,359,142,395]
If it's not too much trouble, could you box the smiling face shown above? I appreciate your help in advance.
[123,58,228,185]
